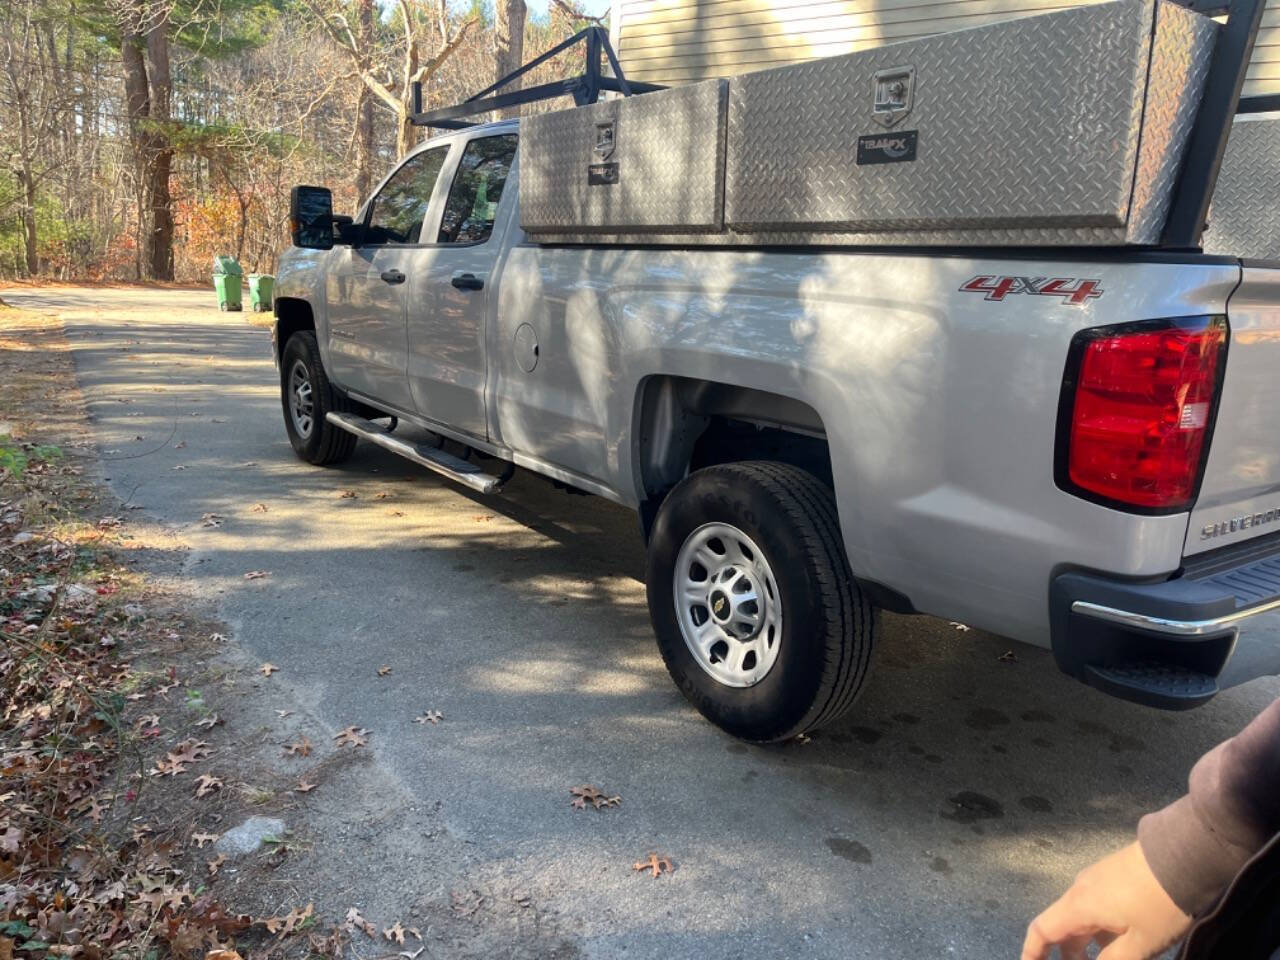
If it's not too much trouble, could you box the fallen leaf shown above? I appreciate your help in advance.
[399,949,424,960]
[201,513,224,527]
[195,774,223,798]
[210,632,227,642]
[342,908,377,937]
[472,514,494,522]
[276,709,293,719]
[374,492,391,500]
[251,503,268,513]
[377,666,392,677]
[175,440,188,449]
[295,779,317,793]
[413,710,444,725]
[338,490,357,499]
[284,738,312,757]
[195,714,222,730]
[173,464,187,470]
[950,622,971,632]
[570,785,621,811]
[261,902,313,937]
[383,922,406,945]
[333,726,369,748]
[207,854,228,877]
[86,796,108,823]
[192,832,220,848]
[389,510,405,517]
[244,570,271,580]
[633,853,674,878]
[998,650,1019,663]
[260,663,278,676]
[204,951,240,960]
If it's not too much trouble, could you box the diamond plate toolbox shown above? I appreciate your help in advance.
[1203,117,1280,261]
[723,0,1214,244]
[518,79,727,236]
[521,0,1218,247]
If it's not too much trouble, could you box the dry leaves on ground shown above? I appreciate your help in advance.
[260,903,314,937]
[295,779,317,793]
[342,908,377,938]
[192,832,220,848]
[333,726,369,748]
[633,853,675,878]
[570,785,621,810]
[383,922,406,945]
[376,666,392,677]
[413,710,443,725]
[337,490,357,499]
[251,503,268,513]
[200,513,223,527]
[194,774,223,798]
[243,570,270,580]
[283,737,312,757]
[260,663,278,676]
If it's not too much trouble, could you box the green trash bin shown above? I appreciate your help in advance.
[248,273,274,313]
[213,255,243,312]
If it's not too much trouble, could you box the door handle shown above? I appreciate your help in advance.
[450,272,484,291]
[380,269,405,284]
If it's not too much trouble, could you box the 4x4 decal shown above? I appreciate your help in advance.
[960,275,1103,305]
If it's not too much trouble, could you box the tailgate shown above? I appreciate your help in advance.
[1186,264,1280,555]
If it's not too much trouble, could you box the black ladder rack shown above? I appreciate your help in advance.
[410,25,664,130]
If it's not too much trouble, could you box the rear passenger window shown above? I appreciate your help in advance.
[437,135,517,245]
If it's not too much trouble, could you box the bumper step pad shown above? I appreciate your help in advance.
[1084,660,1219,710]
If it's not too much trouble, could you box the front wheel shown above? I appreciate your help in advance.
[280,331,356,466]
[646,461,877,742]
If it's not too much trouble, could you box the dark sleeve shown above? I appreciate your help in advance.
[1138,697,1280,916]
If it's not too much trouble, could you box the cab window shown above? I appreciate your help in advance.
[437,135,518,245]
[364,146,449,245]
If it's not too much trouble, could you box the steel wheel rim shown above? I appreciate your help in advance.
[288,358,314,439]
[673,522,782,688]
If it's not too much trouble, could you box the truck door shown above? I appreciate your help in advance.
[406,133,518,440]
[325,145,450,412]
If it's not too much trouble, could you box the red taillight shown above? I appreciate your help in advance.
[1064,318,1226,511]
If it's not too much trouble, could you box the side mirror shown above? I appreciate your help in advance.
[290,185,337,250]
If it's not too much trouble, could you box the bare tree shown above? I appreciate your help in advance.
[115,0,175,280]
[302,0,479,159]
[493,0,526,119]
[353,0,377,199]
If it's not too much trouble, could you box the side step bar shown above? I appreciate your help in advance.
[326,412,505,494]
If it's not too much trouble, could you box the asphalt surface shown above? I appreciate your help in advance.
[8,284,1280,959]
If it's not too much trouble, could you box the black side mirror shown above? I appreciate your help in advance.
[290,185,336,250]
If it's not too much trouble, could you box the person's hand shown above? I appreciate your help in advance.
[1021,841,1192,960]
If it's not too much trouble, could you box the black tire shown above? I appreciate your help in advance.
[280,331,357,466]
[646,461,877,742]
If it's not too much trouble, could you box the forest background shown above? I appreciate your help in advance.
[0,0,604,282]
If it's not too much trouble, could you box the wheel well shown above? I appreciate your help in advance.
[274,297,315,364]
[634,376,833,534]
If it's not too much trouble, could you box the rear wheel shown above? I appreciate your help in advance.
[280,331,356,466]
[646,461,877,742]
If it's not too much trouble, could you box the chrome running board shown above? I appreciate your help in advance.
[325,412,504,494]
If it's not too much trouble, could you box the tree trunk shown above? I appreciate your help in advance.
[19,170,38,277]
[145,13,174,281]
[120,17,151,280]
[354,0,376,199]
[493,0,526,120]
[395,104,415,159]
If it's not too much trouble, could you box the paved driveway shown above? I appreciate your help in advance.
[7,284,1278,959]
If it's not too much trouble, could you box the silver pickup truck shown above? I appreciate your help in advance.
[273,0,1280,741]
